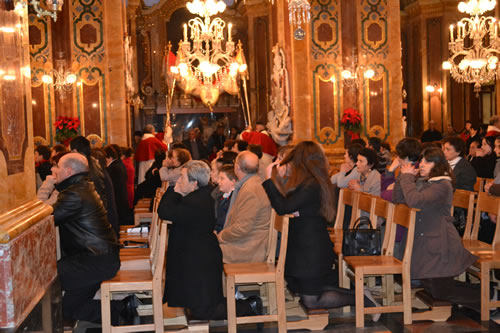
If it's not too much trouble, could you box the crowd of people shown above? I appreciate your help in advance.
[33,118,500,326]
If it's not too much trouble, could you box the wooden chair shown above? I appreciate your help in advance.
[462,191,500,252]
[344,203,418,327]
[224,211,290,333]
[101,220,168,333]
[474,177,493,192]
[451,189,476,240]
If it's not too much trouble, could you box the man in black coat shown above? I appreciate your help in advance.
[443,136,477,191]
[104,145,132,225]
[421,120,443,143]
[52,153,122,324]
[70,136,120,237]
[183,129,208,160]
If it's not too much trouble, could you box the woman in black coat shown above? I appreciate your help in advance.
[471,136,497,178]
[157,160,257,319]
[262,141,379,320]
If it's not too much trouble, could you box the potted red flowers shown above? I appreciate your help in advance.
[341,108,362,141]
[54,116,80,146]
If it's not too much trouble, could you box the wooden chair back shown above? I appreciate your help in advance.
[475,177,493,192]
[471,191,500,248]
[451,189,476,240]
[152,221,168,287]
[265,210,279,264]
[392,204,418,268]
[333,188,359,230]
[351,193,376,228]
[372,197,394,255]
[273,212,290,279]
[161,181,169,190]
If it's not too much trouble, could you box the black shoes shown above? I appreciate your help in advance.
[246,295,263,316]
[120,295,141,325]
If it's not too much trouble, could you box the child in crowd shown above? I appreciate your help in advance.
[213,165,237,233]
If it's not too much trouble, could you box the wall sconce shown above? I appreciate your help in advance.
[41,53,77,98]
[29,0,64,22]
[426,83,443,94]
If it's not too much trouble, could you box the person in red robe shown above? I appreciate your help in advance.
[135,124,168,184]
[121,147,135,209]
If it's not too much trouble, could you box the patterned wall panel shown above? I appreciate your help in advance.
[311,0,341,146]
[360,0,390,139]
[72,0,106,143]
[29,14,53,145]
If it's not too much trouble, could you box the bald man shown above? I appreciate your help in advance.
[52,153,123,324]
[217,151,271,263]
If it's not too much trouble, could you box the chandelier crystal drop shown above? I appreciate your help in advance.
[169,0,248,107]
[442,0,500,95]
[288,0,311,40]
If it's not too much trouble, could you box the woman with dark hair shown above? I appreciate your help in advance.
[393,147,480,310]
[330,143,363,188]
[134,149,166,205]
[348,148,381,196]
[262,141,380,320]
[159,148,192,186]
[471,136,497,178]
[442,136,477,191]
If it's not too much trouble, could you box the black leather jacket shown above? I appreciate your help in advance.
[53,172,120,257]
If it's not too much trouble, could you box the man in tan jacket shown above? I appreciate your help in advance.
[217,151,272,263]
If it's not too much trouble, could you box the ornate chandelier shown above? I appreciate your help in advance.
[24,0,64,21]
[41,54,77,96]
[442,0,500,95]
[169,0,249,111]
[288,0,311,40]
[338,50,376,89]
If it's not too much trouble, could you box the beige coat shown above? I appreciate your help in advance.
[218,174,271,264]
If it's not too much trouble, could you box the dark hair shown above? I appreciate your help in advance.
[443,136,466,157]
[368,137,382,152]
[358,148,378,169]
[154,149,166,164]
[52,151,68,165]
[483,136,497,154]
[421,142,438,150]
[122,147,133,158]
[465,120,472,125]
[470,137,482,148]
[70,136,91,157]
[171,142,187,150]
[421,147,455,185]
[52,144,68,154]
[91,148,107,169]
[255,121,265,126]
[173,148,191,165]
[134,130,143,137]
[109,144,123,159]
[277,144,295,160]
[224,139,236,150]
[219,164,237,181]
[381,142,391,152]
[248,144,263,159]
[346,143,364,163]
[221,151,238,164]
[234,140,248,152]
[351,138,366,147]
[395,138,421,162]
[277,141,335,222]
[35,145,51,160]
[103,145,118,160]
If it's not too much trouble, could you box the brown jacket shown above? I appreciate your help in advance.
[217,174,271,264]
[393,174,477,279]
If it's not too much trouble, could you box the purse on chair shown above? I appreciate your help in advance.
[342,216,381,256]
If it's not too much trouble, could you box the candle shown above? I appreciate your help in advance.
[228,23,232,42]
[183,23,187,42]
[450,24,454,42]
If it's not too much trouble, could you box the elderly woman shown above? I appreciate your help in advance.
[157,160,258,319]
[393,147,480,311]
[348,148,381,196]
[159,148,191,186]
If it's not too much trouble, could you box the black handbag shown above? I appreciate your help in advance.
[342,216,381,256]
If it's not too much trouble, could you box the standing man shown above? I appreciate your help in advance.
[183,129,208,160]
[104,145,132,225]
[421,120,443,143]
[217,151,271,263]
[52,153,125,324]
[135,124,168,184]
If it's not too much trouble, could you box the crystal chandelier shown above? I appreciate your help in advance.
[442,0,500,95]
[288,0,311,40]
[169,0,249,111]
[338,51,376,89]
[41,55,77,95]
[25,0,64,21]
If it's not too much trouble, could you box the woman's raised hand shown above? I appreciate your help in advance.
[400,162,418,175]
[348,179,362,191]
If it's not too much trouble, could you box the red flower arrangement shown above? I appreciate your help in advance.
[54,116,80,145]
[341,108,362,139]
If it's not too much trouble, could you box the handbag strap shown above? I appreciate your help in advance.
[352,216,373,230]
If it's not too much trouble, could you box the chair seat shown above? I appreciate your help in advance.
[344,255,403,274]
[224,263,276,283]
[120,248,150,258]
[462,239,491,251]
[102,269,153,292]
[470,249,500,263]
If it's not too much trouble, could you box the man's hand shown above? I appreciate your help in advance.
[388,158,401,173]
[485,181,493,193]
